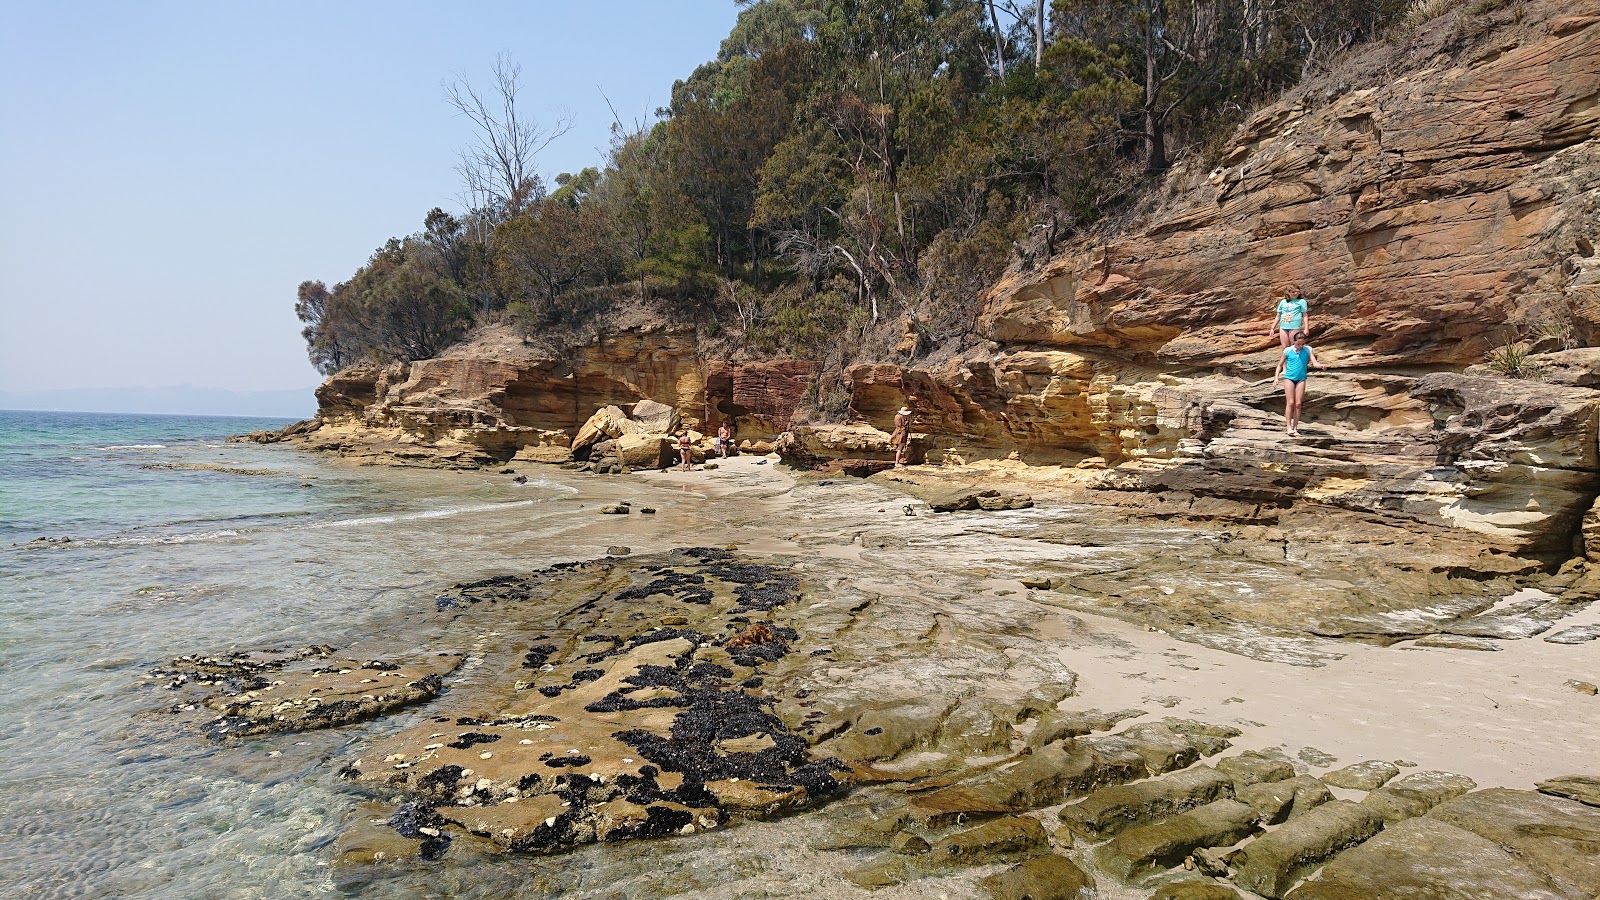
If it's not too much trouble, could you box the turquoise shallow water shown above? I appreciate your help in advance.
[0,410,692,899]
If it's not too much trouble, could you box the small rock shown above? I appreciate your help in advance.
[1298,747,1337,767]
[1020,576,1053,590]
[704,462,718,470]
[1323,760,1400,791]
[662,615,689,626]
[889,831,930,855]
[599,504,629,515]
[606,546,631,556]
[498,468,515,474]
[1566,679,1598,695]
[639,507,656,514]
[980,855,1094,899]
[1190,846,1232,876]
[1535,774,1600,807]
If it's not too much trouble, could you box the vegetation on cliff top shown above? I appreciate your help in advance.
[296,0,1407,377]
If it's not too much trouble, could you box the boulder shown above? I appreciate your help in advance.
[1536,774,1600,807]
[1359,770,1476,825]
[982,855,1096,900]
[1237,775,1333,824]
[1028,708,1146,748]
[931,814,1049,864]
[909,741,1145,826]
[629,399,679,433]
[1148,882,1242,899]
[1216,751,1294,792]
[1231,800,1386,898]
[1426,788,1600,897]
[928,488,1034,513]
[1284,817,1571,900]
[1321,760,1400,791]
[600,433,674,468]
[1081,721,1232,776]
[1095,799,1260,882]
[1058,766,1235,840]
[572,405,637,454]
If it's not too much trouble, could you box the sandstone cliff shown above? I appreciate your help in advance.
[269,1,1600,560]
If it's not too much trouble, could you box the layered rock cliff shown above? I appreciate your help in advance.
[270,1,1600,560]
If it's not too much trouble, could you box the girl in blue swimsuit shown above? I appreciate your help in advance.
[1273,331,1324,437]
[1268,285,1310,349]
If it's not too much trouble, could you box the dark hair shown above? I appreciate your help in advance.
[1292,331,1308,341]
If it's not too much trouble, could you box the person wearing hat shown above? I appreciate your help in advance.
[891,401,913,466]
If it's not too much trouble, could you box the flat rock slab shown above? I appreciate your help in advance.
[1321,760,1400,791]
[928,488,1034,512]
[932,814,1049,864]
[1411,634,1502,651]
[1027,708,1147,748]
[1359,770,1476,825]
[1537,774,1600,807]
[1544,624,1600,643]
[1216,751,1294,792]
[982,854,1095,900]
[1427,788,1600,897]
[1149,882,1243,899]
[909,741,1144,826]
[1059,765,1234,840]
[151,644,464,739]
[1081,721,1233,776]
[1096,798,1260,882]
[1283,816,1572,900]
[1232,799,1385,899]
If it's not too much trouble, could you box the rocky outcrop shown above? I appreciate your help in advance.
[280,4,1600,562]
[286,326,813,468]
[790,6,1600,559]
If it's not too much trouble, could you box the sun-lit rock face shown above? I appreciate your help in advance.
[980,9,1600,369]
[298,325,814,468]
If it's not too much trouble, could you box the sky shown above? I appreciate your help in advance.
[0,0,741,407]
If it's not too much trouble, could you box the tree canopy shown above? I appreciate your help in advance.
[298,0,1407,376]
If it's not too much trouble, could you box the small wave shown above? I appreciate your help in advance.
[515,478,579,494]
[69,529,245,548]
[306,499,542,529]
[97,444,166,451]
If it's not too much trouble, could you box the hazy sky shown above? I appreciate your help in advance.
[0,1,740,395]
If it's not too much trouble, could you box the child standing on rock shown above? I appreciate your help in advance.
[1268,285,1310,348]
[1274,331,1325,437]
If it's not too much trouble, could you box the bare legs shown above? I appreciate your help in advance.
[1282,379,1307,436]
[1278,328,1294,348]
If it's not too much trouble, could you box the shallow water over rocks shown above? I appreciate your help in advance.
[5,442,1598,898]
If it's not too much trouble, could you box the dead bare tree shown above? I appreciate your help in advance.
[444,52,574,216]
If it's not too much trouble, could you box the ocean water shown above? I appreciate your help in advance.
[0,410,716,899]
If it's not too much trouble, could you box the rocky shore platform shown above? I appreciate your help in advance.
[145,456,1600,898]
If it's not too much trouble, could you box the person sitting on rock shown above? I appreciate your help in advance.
[715,421,733,458]
[1268,284,1310,349]
[678,431,694,471]
[1274,330,1325,437]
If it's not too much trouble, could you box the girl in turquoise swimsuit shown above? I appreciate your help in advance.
[1273,331,1324,437]
[1268,285,1309,348]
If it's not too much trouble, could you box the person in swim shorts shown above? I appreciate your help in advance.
[1273,330,1325,437]
[1268,284,1310,349]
